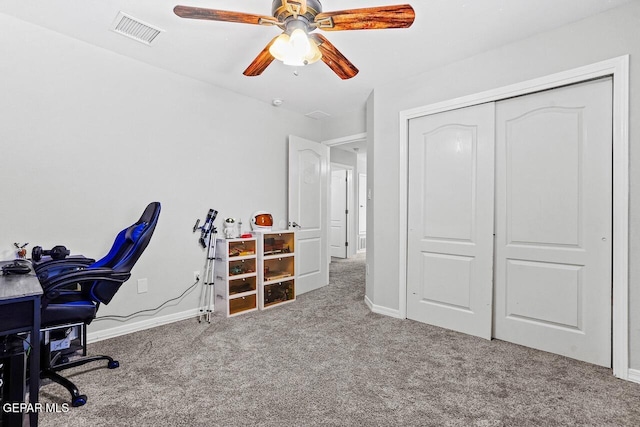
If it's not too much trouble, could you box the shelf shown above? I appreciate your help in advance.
[229,294,257,316]
[217,238,257,260]
[254,231,296,311]
[263,252,294,260]
[228,258,256,276]
[263,257,294,280]
[220,272,256,281]
[263,280,295,309]
[229,290,257,299]
[228,246,255,257]
[219,254,255,261]
[264,272,292,282]
[262,232,295,255]
[214,237,258,318]
[228,276,257,296]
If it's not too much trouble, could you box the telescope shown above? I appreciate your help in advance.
[193,209,218,248]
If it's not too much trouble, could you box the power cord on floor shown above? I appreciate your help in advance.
[95,278,201,321]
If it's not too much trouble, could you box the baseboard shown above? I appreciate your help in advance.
[364,295,373,310]
[87,308,200,344]
[627,368,640,384]
[364,295,403,319]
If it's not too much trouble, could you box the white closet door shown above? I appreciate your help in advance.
[407,103,495,339]
[494,78,612,367]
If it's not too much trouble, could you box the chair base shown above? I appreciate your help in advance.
[41,354,120,407]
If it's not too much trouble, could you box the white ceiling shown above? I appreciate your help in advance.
[0,0,630,118]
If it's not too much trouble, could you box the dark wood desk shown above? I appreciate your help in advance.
[0,261,42,427]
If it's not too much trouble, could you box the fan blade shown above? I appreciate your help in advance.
[309,34,358,80]
[315,4,415,31]
[243,37,278,77]
[174,5,277,26]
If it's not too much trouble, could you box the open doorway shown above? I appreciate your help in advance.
[325,133,367,261]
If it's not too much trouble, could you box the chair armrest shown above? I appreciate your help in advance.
[33,256,95,271]
[42,268,129,301]
[35,256,96,283]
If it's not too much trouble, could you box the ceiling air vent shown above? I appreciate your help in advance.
[305,110,331,120]
[110,12,164,45]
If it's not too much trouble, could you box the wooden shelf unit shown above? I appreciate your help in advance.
[254,231,296,310]
[214,237,258,317]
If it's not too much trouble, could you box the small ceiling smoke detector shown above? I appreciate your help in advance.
[272,98,284,107]
[111,11,164,45]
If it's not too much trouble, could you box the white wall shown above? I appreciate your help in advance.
[367,2,640,367]
[356,152,366,176]
[320,109,366,142]
[0,14,321,337]
[365,92,375,303]
[330,146,357,168]
[356,152,367,254]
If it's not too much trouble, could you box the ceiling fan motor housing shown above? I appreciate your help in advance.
[272,0,322,32]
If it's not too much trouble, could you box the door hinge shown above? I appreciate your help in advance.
[345,209,349,214]
[345,241,349,247]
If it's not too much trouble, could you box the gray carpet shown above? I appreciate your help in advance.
[38,255,640,426]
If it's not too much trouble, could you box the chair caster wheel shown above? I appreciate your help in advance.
[72,395,87,407]
[108,360,120,369]
[60,357,69,364]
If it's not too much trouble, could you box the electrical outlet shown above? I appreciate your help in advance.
[137,278,148,294]
[194,271,201,282]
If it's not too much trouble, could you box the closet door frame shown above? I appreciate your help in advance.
[398,55,629,380]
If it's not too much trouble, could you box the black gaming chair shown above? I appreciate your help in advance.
[34,202,161,407]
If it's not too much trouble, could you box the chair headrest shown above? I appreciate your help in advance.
[139,202,161,224]
[125,222,147,242]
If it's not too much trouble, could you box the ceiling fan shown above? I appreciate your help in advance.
[174,0,415,79]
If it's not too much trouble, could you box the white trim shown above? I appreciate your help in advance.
[364,295,402,319]
[330,161,354,169]
[398,55,629,379]
[357,172,368,254]
[627,369,640,385]
[323,132,367,147]
[87,308,200,344]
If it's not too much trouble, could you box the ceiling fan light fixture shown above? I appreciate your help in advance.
[269,28,322,66]
[174,2,414,79]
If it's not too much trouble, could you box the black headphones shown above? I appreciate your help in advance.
[31,245,70,262]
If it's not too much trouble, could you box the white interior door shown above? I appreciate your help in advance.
[358,173,367,252]
[330,166,348,258]
[406,103,495,339]
[288,135,330,294]
[494,78,613,367]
